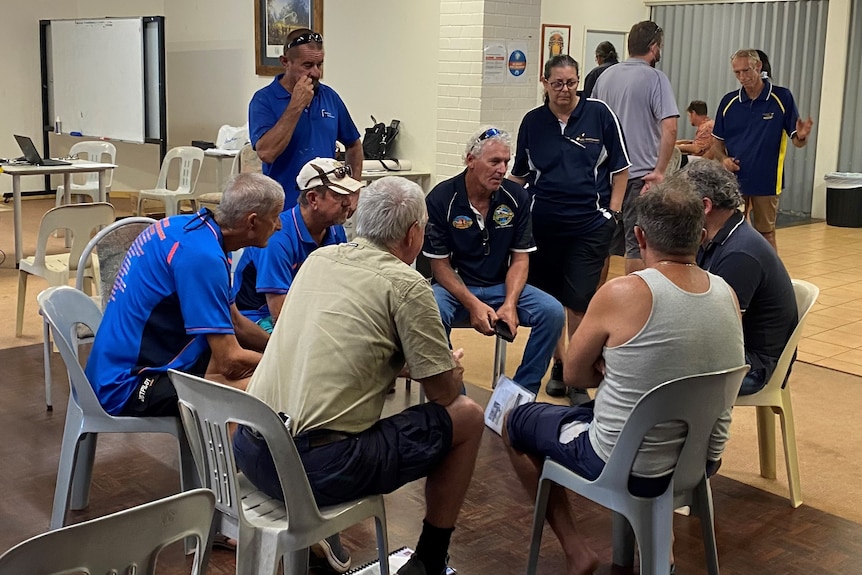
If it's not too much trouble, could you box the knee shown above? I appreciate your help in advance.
[448,395,485,436]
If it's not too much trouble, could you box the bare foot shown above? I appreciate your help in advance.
[564,546,599,575]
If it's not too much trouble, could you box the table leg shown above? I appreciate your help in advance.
[12,175,23,265]
[215,158,226,193]
[64,173,72,248]
[98,170,107,203]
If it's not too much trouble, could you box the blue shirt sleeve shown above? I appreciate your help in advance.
[512,115,532,180]
[423,187,452,257]
[249,89,277,148]
[172,243,233,334]
[781,89,800,137]
[509,187,536,252]
[256,231,296,294]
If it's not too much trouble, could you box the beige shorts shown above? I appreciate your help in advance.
[743,194,780,233]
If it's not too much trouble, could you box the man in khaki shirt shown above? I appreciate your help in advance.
[235,176,484,575]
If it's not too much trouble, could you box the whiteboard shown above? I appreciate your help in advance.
[582,30,627,80]
[50,19,146,143]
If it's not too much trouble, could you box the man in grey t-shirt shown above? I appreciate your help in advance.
[593,20,679,274]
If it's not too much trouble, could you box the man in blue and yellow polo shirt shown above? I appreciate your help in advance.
[712,48,813,250]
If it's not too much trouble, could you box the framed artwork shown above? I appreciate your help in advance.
[540,24,571,76]
[254,0,324,76]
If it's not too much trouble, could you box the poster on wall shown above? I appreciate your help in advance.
[506,40,529,83]
[483,41,507,84]
[540,24,571,75]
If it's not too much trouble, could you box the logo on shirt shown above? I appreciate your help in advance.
[574,132,600,144]
[492,205,515,227]
[451,215,473,230]
[762,112,774,120]
[321,109,334,118]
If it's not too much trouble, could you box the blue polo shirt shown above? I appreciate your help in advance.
[248,76,360,209]
[713,81,800,197]
[512,97,630,235]
[697,211,797,377]
[423,173,535,287]
[233,204,347,321]
[85,210,234,415]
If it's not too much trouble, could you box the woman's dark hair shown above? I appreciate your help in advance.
[756,49,772,79]
[542,55,580,104]
[595,41,618,63]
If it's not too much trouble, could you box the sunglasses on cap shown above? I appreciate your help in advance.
[303,163,352,189]
[286,32,323,51]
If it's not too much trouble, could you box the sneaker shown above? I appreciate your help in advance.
[545,361,566,397]
[311,533,351,573]
[567,387,591,407]
[395,555,451,575]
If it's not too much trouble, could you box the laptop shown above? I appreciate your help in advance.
[13,135,71,166]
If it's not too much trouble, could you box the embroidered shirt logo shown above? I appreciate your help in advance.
[452,215,473,230]
[574,132,601,144]
[493,205,515,227]
[321,109,335,118]
[762,112,774,120]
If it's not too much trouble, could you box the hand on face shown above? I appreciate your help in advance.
[290,76,316,110]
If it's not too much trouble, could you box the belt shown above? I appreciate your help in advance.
[239,425,351,449]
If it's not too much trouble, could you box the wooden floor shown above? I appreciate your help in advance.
[2,344,861,574]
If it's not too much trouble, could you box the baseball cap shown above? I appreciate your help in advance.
[296,158,363,195]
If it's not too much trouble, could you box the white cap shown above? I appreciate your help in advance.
[296,158,363,195]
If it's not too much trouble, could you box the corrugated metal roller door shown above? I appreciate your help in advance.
[652,1,827,216]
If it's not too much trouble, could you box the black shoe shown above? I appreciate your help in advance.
[311,533,351,573]
[567,387,591,407]
[545,361,566,397]
[395,555,451,575]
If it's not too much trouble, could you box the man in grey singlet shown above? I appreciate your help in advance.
[502,178,744,575]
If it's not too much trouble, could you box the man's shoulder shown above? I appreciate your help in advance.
[717,90,741,114]
[427,174,461,203]
[768,84,796,106]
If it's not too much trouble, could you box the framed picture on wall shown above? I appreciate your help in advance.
[540,24,571,76]
[254,0,324,76]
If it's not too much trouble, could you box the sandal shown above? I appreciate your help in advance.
[212,534,237,552]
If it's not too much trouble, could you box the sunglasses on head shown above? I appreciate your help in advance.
[649,23,663,45]
[303,163,352,189]
[286,32,323,51]
[476,128,502,144]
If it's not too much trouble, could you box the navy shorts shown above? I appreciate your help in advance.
[234,402,453,508]
[506,401,671,498]
[118,350,211,417]
[529,216,616,312]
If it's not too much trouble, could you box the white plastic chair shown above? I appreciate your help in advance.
[0,488,215,575]
[735,278,819,508]
[38,286,198,530]
[54,141,117,206]
[136,146,204,216]
[16,202,115,338]
[170,369,390,575]
[526,366,749,575]
[40,217,157,410]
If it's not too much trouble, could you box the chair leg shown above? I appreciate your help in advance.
[375,514,390,575]
[51,422,83,529]
[629,498,673,575]
[611,511,636,567]
[755,405,777,479]
[135,195,144,217]
[692,479,720,575]
[284,548,309,575]
[16,271,28,337]
[525,476,552,575]
[778,395,803,508]
[165,201,178,217]
[70,432,98,510]
[42,318,53,411]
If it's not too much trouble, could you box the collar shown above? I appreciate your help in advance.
[706,210,745,250]
[738,79,772,103]
[543,94,586,124]
[290,204,315,244]
[623,57,652,66]
[184,208,225,251]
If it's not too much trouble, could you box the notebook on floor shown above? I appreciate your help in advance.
[346,547,457,575]
[13,135,70,166]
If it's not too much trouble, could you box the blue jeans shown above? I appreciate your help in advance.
[433,283,565,394]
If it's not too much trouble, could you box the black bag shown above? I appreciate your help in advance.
[362,116,400,160]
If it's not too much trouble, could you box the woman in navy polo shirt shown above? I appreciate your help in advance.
[509,55,630,403]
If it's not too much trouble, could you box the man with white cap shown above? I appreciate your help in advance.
[233,157,362,331]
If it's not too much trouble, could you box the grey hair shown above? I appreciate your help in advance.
[463,125,512,163]
[679,160,742,211]
[634,178,705,257]
[215,173,285,228]
[731,48,761,68]
[355,176,427,250]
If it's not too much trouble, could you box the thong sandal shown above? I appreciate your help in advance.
[212,534,237,552]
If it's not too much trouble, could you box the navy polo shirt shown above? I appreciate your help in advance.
[249,76,360,209]
[713,81,800,197]
[85,210,234,415]
[512,97,630,235]
[423,172,536,287]
[233,205,347,321]
[697,211,797,376]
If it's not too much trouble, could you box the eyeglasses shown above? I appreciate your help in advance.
[285,32,323,51]
[481,225,490,256]
[303,163,352,188]
[548,79,578,91]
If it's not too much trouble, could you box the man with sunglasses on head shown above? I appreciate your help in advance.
[249,28,362,210]
[424,126,565,395]
[593,20,679,275]
[232,158,360,332]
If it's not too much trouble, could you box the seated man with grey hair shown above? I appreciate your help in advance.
[86,172,284,418]
[235,176,485,575]
[424,126,564,394]
[687,159,798,395]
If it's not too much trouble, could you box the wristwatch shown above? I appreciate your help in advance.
[611,209,623,223]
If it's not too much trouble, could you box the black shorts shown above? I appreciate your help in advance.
[609,177,646,258]
[234,402,453,508]
[118,350,211,417]
[529,217,616,312]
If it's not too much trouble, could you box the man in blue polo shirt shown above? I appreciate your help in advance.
[249,28,362,210]
[424,127,565,394]
[686,160,797,395]
[233,158,360,331]
[712,48,813,250]
[85,173,284,417]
